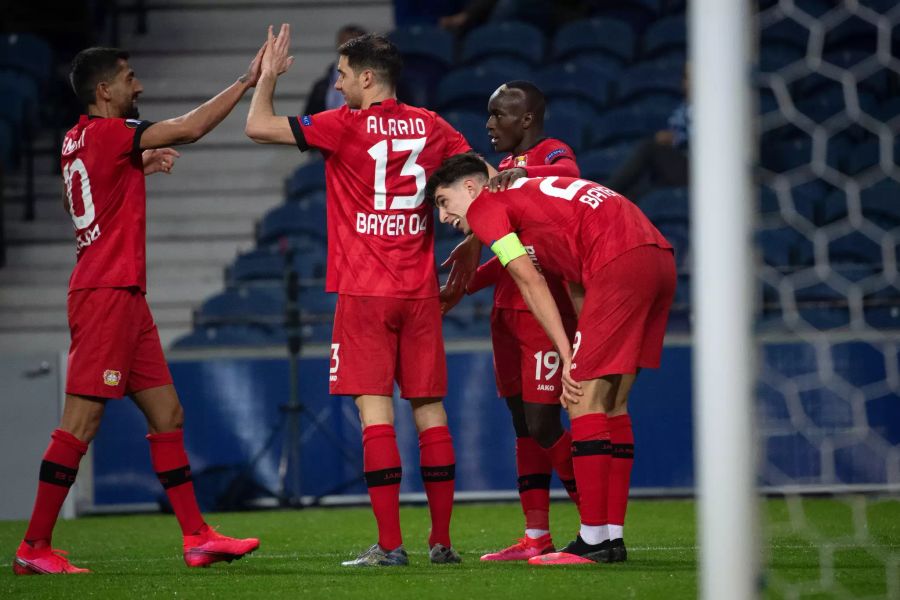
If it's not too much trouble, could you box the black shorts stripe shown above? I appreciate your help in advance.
[613,444,635,459]
[156,466,192,489]
[39,461,78,488]
[517,473,552,492]
[421,464,455,483]
[365,466,403,488]
[571,439,612,457]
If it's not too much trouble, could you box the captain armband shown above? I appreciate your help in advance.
[490,232,527,267]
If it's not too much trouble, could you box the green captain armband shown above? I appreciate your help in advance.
[490,232,528,267]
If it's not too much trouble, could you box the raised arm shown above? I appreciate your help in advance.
[246,24,297,145]
[140,43,266,149]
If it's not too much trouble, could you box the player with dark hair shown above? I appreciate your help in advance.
[426,154,675,565]
[12,45,263,575]
[246,26,488,567]
[443,81,583,561]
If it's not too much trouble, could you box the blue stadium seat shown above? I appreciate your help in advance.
[389,25,454,67]
[475,56,534,80]
[578,144,632,183]
[794,281,851,329]
[258,202,327,246]
[846,140,880,176]
[824,16,876,54]
[614,63,684,104]
[761,137,812,173]
[298,284,337,316]
[862,180,900,231]
[0,80,27,140]
[172,324,286,348]
[641,15,686,61]
[865,286,900,329]
[655,222,689,269]
[546,98,598,124]
[589,106,669,148]
[552,18,635,64]
[761,18,808,52]
[637,187,688,226]
[400,58,445,107]
[0,33,52,87]
[534,61,613,110]
[829,231,882,265]
[592,0,660,35]
[757,226,814,268]
[442,110,491,156]
[229,245,327,283]
[789,180,835,226]
[436,66,509,113]
[759,44,804,73]
[285,160,326,200]
[543,111,589,153]
[196,287,285,326]
[460,21,545,66]
[298,321,334,344]
[873,97,900,122]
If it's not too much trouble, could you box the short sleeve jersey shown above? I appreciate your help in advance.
[290,99,471,298]
[493,138,578,313]
[62,115,152,292]
[468,176,673,285]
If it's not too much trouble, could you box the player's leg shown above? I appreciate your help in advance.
[14,394,105,575]
[397,297,458,563]
[129,292,258,567]
[333,295,407,566]
[605,372,638,563]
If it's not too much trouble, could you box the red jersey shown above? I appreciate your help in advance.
[468,138,579,312]
[62,116,151,292]
[468,176,673,285]
[290,99,471,298]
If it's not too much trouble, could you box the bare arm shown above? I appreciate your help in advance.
[140,43,265,149]
[246,24,297,145]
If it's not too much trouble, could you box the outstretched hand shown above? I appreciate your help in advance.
[142,148,180,175]
[242,41,267,86]
[262,23,295,76]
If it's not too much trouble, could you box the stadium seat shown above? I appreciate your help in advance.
[546,98,598,124]
[578,144,633,183]
[759,44,804,73]
[864,286,900,329]
[475,56,534,80]
[591,0,660,36]
[460,21,545,66]
[789,180,835,226]
[389,25,454,67]
[297,284,337,316]
[757,225,814,269]
[172,324,286,348]
[399,58,446,108]
[543,110,589,153]
[436,66,509,113]
[588,106,669,148]
[533,61,613,110]
[552,18,636,64]
[861,179,900,231]
[0,33,53,87]
[824,16,876,55]
[829,231,882,265]
[615,63,684,105]
[760,18,808,52]
[285,160,326,200]
[637,187,688,226]
[761,137,812,173]
[196,287,285,327]
[258,202,327,246]
[845,140,880,176]
[655,221,689,269]
[794,281,851,330]
[442,110,492,156]
[641,15,686,61]
[229,245,327,283]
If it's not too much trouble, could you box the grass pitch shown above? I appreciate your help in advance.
[1,498,897,599]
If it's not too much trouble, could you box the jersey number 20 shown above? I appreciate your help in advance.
[63,158,96,230]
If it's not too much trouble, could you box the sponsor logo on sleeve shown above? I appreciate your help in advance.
[514,155,528,167]
[301,115,313,126]
[125,119,143,129]
[545,148,567,163]
[103,369,122,386]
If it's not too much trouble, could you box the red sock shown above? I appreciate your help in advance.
[546,430,579,506]
[608,414,635,533]
[363,424,403,550]
[147,430,205,536]
[419,426,456,547]
[515,436,552,531]
[570,413,611,526]
[24,429,88,546]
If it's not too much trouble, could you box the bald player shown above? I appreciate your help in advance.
[444,82,583,561]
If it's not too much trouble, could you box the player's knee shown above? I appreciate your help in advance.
[526,418,564,449]
[152,403,184,433]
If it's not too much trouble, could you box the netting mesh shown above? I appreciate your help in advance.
[755,0,899,596]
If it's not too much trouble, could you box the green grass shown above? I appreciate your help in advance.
[1,498,897,599]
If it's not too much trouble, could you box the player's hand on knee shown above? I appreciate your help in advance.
[560,358,582,407]
[488,167,526,192]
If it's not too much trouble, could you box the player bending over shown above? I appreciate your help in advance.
[427,154,675,565]
[13,45,265,575]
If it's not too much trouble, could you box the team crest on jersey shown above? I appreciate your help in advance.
[301,115,312,126]
[124,119,143,129]
[103,370,122,386]
[514,155,527,167]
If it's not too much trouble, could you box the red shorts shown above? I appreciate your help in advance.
[491,307,577,404]
[570,245,676,381]
[66,287,173,399]
[329,294,447,398]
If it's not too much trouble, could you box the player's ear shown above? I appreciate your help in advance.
[96,81,111,102]
[521,111,534,129]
